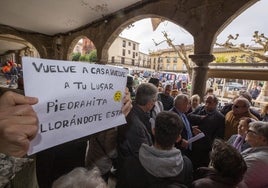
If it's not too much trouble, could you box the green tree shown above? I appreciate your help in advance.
[215,56,228,63]
[88,49,97,62]
[71,52,81,61]
[79,54,88,62]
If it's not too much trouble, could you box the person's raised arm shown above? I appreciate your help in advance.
[121,88,132,117]
[0,91,38,157]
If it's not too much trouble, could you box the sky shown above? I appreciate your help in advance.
[120,0,268,54]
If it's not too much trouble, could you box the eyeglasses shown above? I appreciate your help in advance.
[246,129,258,135]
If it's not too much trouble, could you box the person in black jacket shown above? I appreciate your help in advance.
[187,94,225,170]
[158,84,174,111]
[116,83,158,187]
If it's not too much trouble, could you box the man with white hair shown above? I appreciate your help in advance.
[170,94,198,157]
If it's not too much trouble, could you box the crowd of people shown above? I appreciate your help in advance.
[1,75,268,188]
[1,60,22,88]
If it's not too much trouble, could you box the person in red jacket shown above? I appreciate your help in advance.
[2,61,12,85]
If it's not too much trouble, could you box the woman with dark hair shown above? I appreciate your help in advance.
[191,139,247,188]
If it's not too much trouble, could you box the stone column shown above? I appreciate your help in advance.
[96,46,107,65]
[14,51,20,64]
[189,54,215,100]
[54,36,64,60]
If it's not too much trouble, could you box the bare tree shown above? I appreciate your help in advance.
[153,31,193,77]
[216,31,268,102]
[216,31,268,62]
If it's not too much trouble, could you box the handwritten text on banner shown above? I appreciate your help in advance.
[22,57,127,155]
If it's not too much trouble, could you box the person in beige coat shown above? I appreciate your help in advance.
[225,97,258,140]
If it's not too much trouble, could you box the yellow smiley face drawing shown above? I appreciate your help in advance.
[114,91,122,102]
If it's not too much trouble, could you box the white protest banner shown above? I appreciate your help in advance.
[22,57,128,155]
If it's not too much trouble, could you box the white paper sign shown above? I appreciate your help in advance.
[22,57,128,155]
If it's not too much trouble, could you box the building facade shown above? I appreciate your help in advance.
[213,47,265,63]
[149,45,193,72]
[148,45,265,73]
[108,36,140,67]
[138,51,150,68]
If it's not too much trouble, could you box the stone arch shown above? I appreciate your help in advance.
[0,34,41,59]
[66,35,97,61]
[67,1,256,64]
[101,14,193,64]
[18,35,48,58]
[0,25,49,58]
[0,34,43,66]
[67,35,85,61]
[213,0,259,46]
